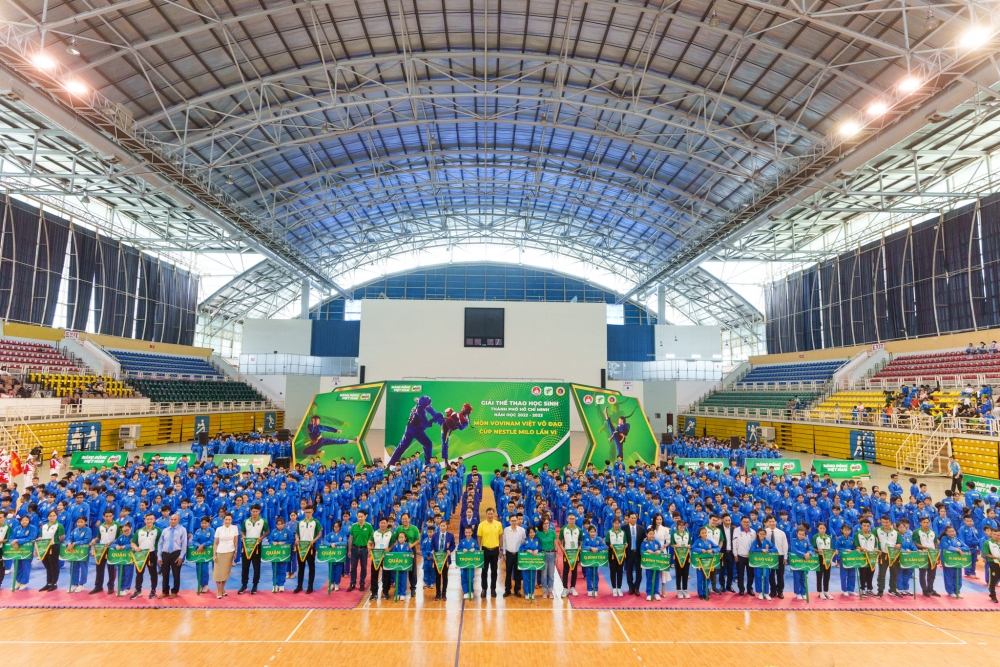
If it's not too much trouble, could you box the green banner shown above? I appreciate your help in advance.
[899,551,928,569]
[262,544,292,563]
[385,381,571,470]
[141,451,196,471]
[316,545,347,563]
[518,552,546,570]
[672,458,728,472]
[107,548,133,566]
[382,552,414,571]
[811,459,871,479]
[59,544,90,562]
[749,552,780,569]
[69,451,130,470]
[571,384,657,469]
[5,542,34,560]
[789,554,820,571]
[693,552,721,575]
[218,454,272,470]
[964,474,1000,496]
[455,550,484,569]
[432,551,450,573]
[580,550,608,568]
[941,550,972,568]
[839,551,869,569]
[187,546,214,563]
[746,458,802,475]
[293,382,385,470]
[641,551,673,571]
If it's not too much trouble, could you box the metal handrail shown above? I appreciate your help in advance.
[2,399,284,424]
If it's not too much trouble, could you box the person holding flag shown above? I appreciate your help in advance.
[519,525,542,600]
[190,516,215,594]
[939,525,968,599]
[239,504,269,595]
[812,522,834,599]
[983,526,1000,603]
[914,515,939,597]
[0,511,9,590]
[90,509,120,595]
[853,518,878,597]
[833,523,857,597]
[322,519,348,592]
[370,517,394,600]
[110,522,135,596]
[875,515,901,598]
[457,525,479,599]
[38,509,65,592]
[581,524,606,597]
[66,516,92,592]
[670,518,693,599]
[606,517,626,596]
[9,514,38,590]
[748,527,774,601]
[431,516,455,600]
[691,525,721,601]
[558,512,582,597]
[640,526,664,601]
[294,505,322,594]
[131,513,162,600]
[789,525,812,600]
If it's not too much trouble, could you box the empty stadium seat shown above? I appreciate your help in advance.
[28,372,133,398]
[695,391,819,411]
[874,350,1000,382]
[737,360,844,386]
[108,349,223,380]
[130,378,263,403]
[0,338,81,373]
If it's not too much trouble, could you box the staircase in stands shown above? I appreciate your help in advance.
[894,423,951,474]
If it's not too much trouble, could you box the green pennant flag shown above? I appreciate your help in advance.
[563,548,580,568]
[887,546,901,566]
[898,551,927,569]
[371,548,387,569]
[59,544,90,562]
[34,538,53,559]
[672,546,690,567]
[611,544,626,564]
[5,542,34,561]
[433,551,450,573]
[640,551,672,571]
[941,551,972,568]
[580,550,609,568]
[243,537,260,559]
[789,554,820,571]
[382,552,414,571]
[262,544,292,563]
[839,551,869,569]
[93,544,109,563]
[693,552,721,576]
[922,549,940,569]
[317,545,347,563]
[518,552,546,570]
[296,541,312,562]
[133,549,151,571]
[455,550,483,569]
[107,548,134,567]
[187,546,214,563]
[820,549,836,568]
[749,552,780,569]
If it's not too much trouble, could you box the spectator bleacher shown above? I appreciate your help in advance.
[737,360,844,386]
[28,372,133,398]
[0,338,81,373]
[873,349,1000,382]
[131,378,263,404]
[695,391,819,412]
[109,349,223,380]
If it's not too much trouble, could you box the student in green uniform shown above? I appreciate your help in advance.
[295,505,322,594]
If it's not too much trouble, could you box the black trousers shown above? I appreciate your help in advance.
[919,566,937,593]
[950,475,963,494]
[987,562,1000,595]
[720,551,735,589]
[769,558,785,594]
[815,564,832,592]
[859,566,875,591]
[241,548,262,588]
[504,550,522,593]
[482,547,499,592]
[135,553,158,592]
[609,557,624,589]
[94,557,116,590]
[435,562,450,597]
[561,560,578,588]
[297,547,316,590]
[0,546,4,587]
[736,555,754,593]
[877,553,899,593]
[42,547,60,587]
[350,545,368,587]
[161,550,182,594]
[674,557,690,590]
[624,551,641,592]
[406,560,417,594]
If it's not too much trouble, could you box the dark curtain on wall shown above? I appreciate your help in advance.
[93,234,121,336]
[177,268,198,346]
[0,199,69,326]
[136,254,160,341]
[883,229,913,341]
[857,241,882,344]
[980,194,1000,329]
[818,258,840,349]
[2,200,42,323]
[155,261,177,344]
[936,206,981,333]
[66,225,99,331]
[34,213,71,327]
[115,245,140,338]
[910,221,939,337]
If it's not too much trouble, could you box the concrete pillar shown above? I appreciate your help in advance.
[300,279,311,319]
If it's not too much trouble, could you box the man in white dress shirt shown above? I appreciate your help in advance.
[764,516,788,599]
[732,516,756,596]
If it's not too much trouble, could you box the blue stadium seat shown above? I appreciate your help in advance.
[108,349,223,380]
[737,360,844,387]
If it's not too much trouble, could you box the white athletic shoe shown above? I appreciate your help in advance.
[570,587,578,596]
[654,594,661,601]
[764,594,772,600]
[757,593,764,600]
[561,590,569,598]
[647,595,652,601]
[334,584,340,591]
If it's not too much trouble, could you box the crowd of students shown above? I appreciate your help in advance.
[190,432,293,461]
[1,434,999,605]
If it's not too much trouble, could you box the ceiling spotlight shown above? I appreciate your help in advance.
[64,79,88,95]
[961,25,990,49]
[708,10,720,28]
[225,175,234,185]
[629,150,637,163]
[867,101,888,116]
[898,76,921,93]
[80,193,90,204]
[66,38,80,56]
[839,121,860,138]
[924,10,942,33]
[32,53,56,70]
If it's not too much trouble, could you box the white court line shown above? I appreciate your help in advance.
[902,610,968,645]
[284,609,313,642]
[611,610,631,643]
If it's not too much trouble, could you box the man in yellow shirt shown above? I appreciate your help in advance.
[477,508,503,598]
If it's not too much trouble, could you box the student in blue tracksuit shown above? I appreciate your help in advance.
[789,525,812,600]
[324,520,348,592]
[458,526,479,599]
[691,526,721,601]
[958,515,981,580]
[939,525,968,598]
[520,526,542,600]
[190,517,215,594]
[66,517,93,592]
[640,527,663,601]
[897,519,915,594]
[834,523,857,597]
[748,527,775,600]
[110,523,135,596]
[268,517,295,593]
[389,532,414,600]
[421,517,436,588]
[581,525,606,597]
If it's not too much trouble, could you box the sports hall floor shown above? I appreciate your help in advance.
[7,434,994,667]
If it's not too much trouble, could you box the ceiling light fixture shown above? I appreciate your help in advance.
[64,79,88,95]
[867,101,888,116]
[80,193,90,204]
[66,38,80,56]
[839,121,860,138]
[33,53,56,70]
[925,10,942,32]
[629,150,637,163]
[708,10,720,28]
[961,25,990,49]
[898,76,921,93]
[225,175,234,185]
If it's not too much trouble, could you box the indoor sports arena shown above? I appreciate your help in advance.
[0,1,999,665]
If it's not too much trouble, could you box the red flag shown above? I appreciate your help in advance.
[9,450,22,477]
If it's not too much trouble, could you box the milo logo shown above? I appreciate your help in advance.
[850,463,862,472]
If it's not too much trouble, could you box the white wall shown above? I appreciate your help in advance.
[241,319,312,355]
[676,380,719,408]
[284,375,322,432]
[654,325,722,360]
[360,300,607,430]
[242,375,287,404]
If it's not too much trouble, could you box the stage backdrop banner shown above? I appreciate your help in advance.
[571,384,657,469]
[812,459,871,479]
[746,459,802,475]
[293,382,385,470]
[141,452,195,471]
[384,381,570,471]
[69,451,129,470]
[672,458,728,472]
